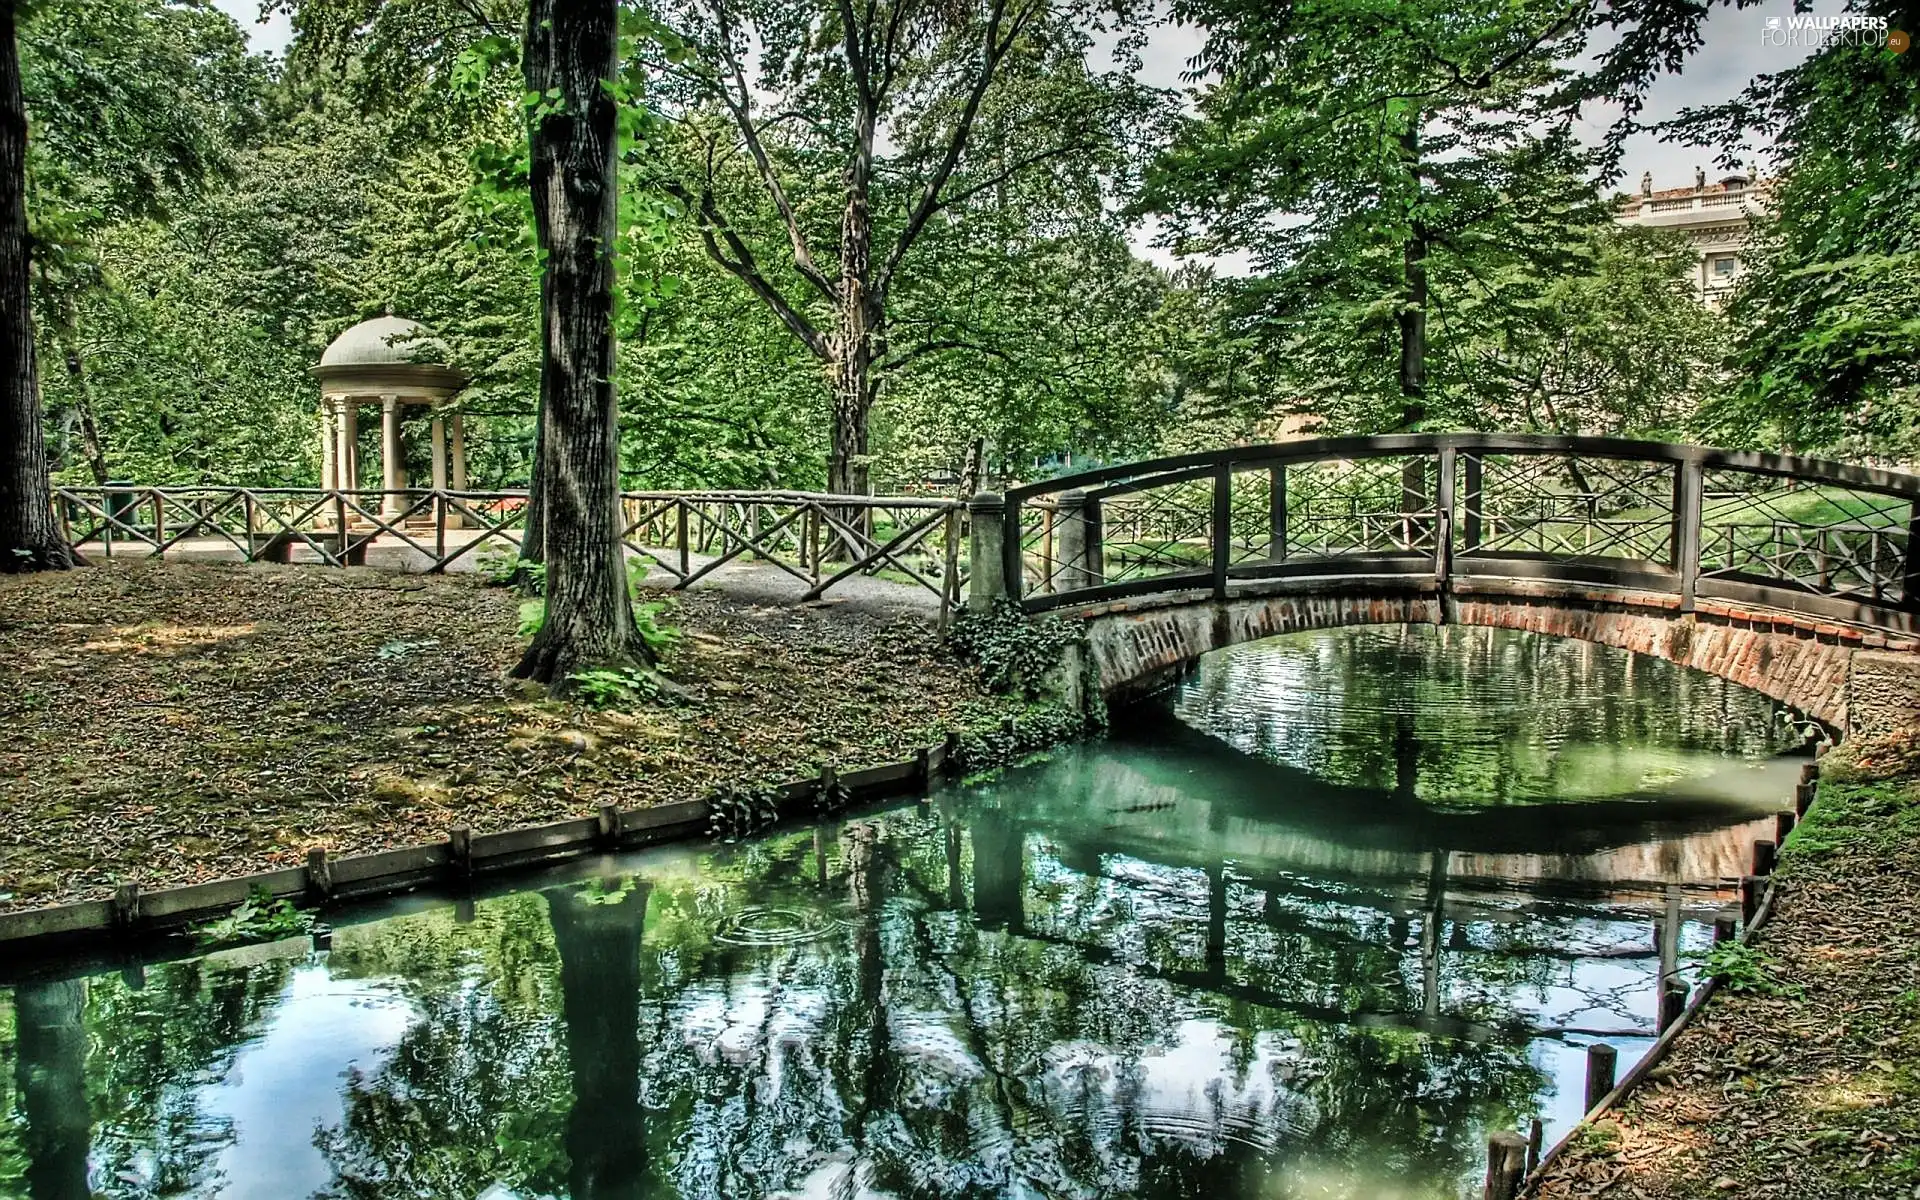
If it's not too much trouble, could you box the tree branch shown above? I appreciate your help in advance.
[701,1,839,302]
[666,180,830,360]
[875,0,1036,300]
[875,337,1018,373]
[931,137,1099,212]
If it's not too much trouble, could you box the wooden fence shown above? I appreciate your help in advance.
[52,486,970,620]
[996,433,1920,635]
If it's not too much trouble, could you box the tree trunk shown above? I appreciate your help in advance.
[1398,225,1428,429]
[546,880,650,1200]
[14,979,91,1200]
[511,0,646,687]
[56,324,109,485]
[1395,125,1428,433]
[0,0,73,571]
[825,105,878,558]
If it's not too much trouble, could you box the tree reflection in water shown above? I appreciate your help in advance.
[0,626,1794,1199]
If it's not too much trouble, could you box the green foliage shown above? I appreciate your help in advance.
[633,600,679,658]
[705,781,783,843]
[515,598,546,638]
[954,702,1096,780]
[1144,0,1612,434]
[1702,41,1920,456]
[192,886,314,949]
[1693,941,1800,997]
[1783,775,1920,863]
[575,876,643,906]
[947,598,1083,701]
[475,547,522,586]
[564,666,661,710]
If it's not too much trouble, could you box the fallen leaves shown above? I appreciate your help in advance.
[0,559,1014,912]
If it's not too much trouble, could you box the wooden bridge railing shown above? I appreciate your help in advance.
[976,434,1920,635]
[52,485,970,621]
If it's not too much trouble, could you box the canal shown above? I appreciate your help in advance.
[0,626,1798,1199]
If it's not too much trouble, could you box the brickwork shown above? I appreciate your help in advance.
[1072,583,1917,730]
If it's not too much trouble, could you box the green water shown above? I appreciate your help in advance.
[0,627,1797,1200]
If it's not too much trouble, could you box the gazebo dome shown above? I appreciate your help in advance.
[312,313,470,516]
[319,315,451,369]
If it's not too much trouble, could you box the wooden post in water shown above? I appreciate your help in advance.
[1585,1043,1618,1112]
[1526,1118,1544,1173]
[1752,839,1777,877]
[1741,874,1763,929]
[1661,976,1689,1031]
[1483,1131,1528,1200]
[1714,914,1738,943]
[1775,810,1796,845]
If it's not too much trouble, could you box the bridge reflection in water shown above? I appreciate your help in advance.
[0,628,1796,1200]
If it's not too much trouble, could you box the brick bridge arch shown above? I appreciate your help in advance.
[1065,580,1919,735]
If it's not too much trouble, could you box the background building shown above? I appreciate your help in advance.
[1616,169,1766,308]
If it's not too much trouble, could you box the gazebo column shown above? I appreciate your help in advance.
[448,410,467,529]
[450,412,468,490]
[319,397,339,492]
[339,401,358,492]
[380,393,404,519]
[430,414,448,491]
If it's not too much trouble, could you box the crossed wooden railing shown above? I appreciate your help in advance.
[978,434,1920,635]
[52,486,970,622]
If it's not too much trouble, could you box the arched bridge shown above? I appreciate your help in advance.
[965,434,1920,735]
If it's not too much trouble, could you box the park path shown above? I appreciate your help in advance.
[130,531,947,620]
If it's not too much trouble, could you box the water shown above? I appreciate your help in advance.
[0,627,1798,1200]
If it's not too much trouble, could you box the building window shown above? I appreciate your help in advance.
[1712,255,1738,279]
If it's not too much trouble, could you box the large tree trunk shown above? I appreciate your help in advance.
[1398,225,1428,429]
[546,880,650,1200]
[0,0,73,572]
[511,0,646,687]
[14,979,92,1200]
[828,104,878,501]
[825,106,878,558]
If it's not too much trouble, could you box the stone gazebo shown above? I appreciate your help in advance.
[313,316,470,521]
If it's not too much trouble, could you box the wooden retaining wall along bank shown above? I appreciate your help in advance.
[1486,758,1822,1199]
[0,738,963,981]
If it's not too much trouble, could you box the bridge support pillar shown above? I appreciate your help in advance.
[967,492,1009,611]
[1848,650,1920,741]
[1055,489,1103,593]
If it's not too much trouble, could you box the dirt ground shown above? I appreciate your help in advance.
[1534,740,1920,1200]
[0,560,1012,913]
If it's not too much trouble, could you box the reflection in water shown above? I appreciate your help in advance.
[0,627,1795,1199]
[1175,625,1789,807]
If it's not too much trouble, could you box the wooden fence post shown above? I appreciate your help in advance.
[939,506,960,633]
[1672,458,1704,613]
[450,826,473,877]
[1211,462,1232,600]
[1660,976,1689,1031]
[1483,1131,1528,1200]
[305,848,333,903]
[112,883,142,933]
[1585,1043,1617,1112]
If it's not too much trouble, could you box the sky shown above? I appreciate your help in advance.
[208,0,1828,266]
